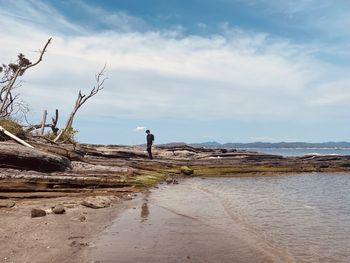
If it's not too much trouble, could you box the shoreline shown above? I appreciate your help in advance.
[1,172,349,262]
[2,142,350,262]
[81,179,292,263]
[3,142,350,198]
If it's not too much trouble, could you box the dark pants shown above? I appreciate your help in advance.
[147,144,153,159]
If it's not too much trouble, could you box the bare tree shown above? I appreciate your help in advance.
[54,66,107,142]
[24,109,59,135]
[51,109,59,134]
[0,38,51,118]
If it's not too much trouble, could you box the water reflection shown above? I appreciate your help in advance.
[141,202,149,222]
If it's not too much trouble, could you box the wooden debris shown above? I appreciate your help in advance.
[0,125,33,148]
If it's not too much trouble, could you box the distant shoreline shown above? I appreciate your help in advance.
[189,141,350,149]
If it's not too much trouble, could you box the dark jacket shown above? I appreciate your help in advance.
[147,134,154,146]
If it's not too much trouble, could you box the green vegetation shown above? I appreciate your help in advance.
[133,172,167,186]
[0,118,25,139]
[193,165,297,176]
[46,127,78,144]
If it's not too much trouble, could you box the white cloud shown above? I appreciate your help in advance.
[1,0,350,127]
[0,0,83,34]
[134,126,146,132]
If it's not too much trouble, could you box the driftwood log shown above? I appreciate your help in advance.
[0,125,33,148]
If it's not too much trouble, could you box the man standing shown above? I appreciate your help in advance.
[145,129,154,159]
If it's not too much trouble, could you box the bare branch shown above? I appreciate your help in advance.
[0,38,52,118]
[54,66,107,142]
[23,38,52,71]
[51,109,59,134]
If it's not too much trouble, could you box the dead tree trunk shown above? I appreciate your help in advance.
[54,66,107,142]
[51,109,59,135]
[40,110,47,135]
[24,109,59,135]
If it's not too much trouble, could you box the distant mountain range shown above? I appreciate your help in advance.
[189,141,350,149]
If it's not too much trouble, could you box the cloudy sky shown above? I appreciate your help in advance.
[1,0,350,144]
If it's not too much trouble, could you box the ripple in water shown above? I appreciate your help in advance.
[193,173,350,263]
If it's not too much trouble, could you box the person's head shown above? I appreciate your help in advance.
[145,129,150,134]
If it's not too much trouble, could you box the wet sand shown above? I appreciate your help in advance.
[83,181,283,263]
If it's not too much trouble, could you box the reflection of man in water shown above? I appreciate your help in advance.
[141,202,149,222]
[145,129,154,159]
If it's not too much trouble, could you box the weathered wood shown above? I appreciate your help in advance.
[51,109,59,134]
[0,125,34,148]
[40,110,47,135]
[24,124,51,132]
[54,66,106,142]
[53,129,64,142]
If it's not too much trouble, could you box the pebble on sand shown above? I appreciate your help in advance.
[52,205,66,214]
[31,208,46,218]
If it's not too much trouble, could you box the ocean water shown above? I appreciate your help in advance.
[191,173,350,263]
[241,148,350,157]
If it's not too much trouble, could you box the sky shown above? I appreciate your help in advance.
[1,0,350,144]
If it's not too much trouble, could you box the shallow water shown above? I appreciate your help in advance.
[191,173,350,263]
[85,188,273,262]
[242,147,350,156]
[86,173,350,263]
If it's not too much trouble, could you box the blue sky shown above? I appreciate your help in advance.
[1,0,350,144]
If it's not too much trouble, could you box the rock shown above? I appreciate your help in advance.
[7,201,15,208]
[122,194,133,201]
[78,215,86,222]
[31,208,46,218]
[165,176,179,184]
[0,142,71,172]
[52,205,65,214]
[77,144,148,159]
[0,201,15,208]
[81,196,111,209]
[68,235,85,240]
[165,177,173,184]
[30,142,84,162]
[180,166,194,176]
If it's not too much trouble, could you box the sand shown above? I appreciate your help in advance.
[0,195,137,263]
[1,180,284,263]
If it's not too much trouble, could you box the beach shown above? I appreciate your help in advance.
[1,172,350,262]
[0,194,138,263]
[2,143,350,262]
[83,173,350,263]
[0,183,272,263]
